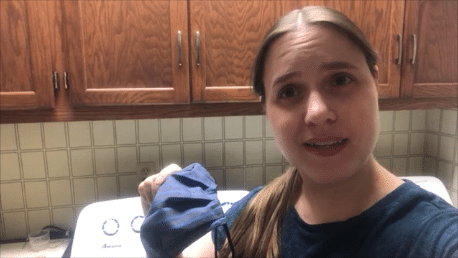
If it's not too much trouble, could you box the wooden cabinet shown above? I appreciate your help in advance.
[1,0,457,122]
[0,1,57,109]
[401,0,457,98]
[63,0,190,106]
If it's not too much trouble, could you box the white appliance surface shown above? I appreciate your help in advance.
[70,190,249,258]
[71,176,453,257]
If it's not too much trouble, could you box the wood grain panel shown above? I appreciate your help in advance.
[63,0,189,106]
[81,1,173,89]
[401,0,457,98]
[191,1,283,102]
[0,0,55,109]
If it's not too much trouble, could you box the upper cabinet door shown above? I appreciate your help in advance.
[63,0,190,106]
[401,0,457,98]
[190,1,285,103]
[0,1,56,109]
[291,0,404,99]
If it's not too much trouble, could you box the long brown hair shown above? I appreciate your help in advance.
[219,6,378,258]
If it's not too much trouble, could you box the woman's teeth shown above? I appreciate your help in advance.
[305,139,346,147]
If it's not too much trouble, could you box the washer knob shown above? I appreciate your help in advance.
[102,218,119,236]
[131,216,144,233]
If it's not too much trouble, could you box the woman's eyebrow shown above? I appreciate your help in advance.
[319,62,357,71]
[273,72,300,86]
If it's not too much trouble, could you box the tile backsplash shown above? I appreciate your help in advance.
[1,109,457,240]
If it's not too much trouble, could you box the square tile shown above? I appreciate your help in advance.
[394,111,410,131]
[1,182,24,210]
[204,117,222,140]
[25,181,49,208]
[437,162,453,189]
[1,124,17,150]
[245,116,263,139]
[18,123,42,150]
[183,118,202,141]
[3,212,26,239]
[28,210,50,233]
[161,144,182,168]
[49,180,72,206]
[95,148,116,175]
[245,167,263,189]
[392,158,407,176]
[426,109,440,132]
[119,175,139,197]
[208,169,224,187]
[68,121,91,147]
[97,176,118,201]
[138,119,159,144]
[266,165,282,183]
[408,157,423,175]
[52,208,75,231]
[139,145,160,165]
[411,110,426,131]
[1,153,21,180]
[378,111,394,132]
[441,110,457,135]
[73,178,95,205]
[425,134,439,157]
[225,116,243,139]
[373,134,392,157]
[439,136,455,162]
[453,166,457,190]
[71,149,94,176]
[376,158,391,171]
[116,120,136,145]
[423,157,437,176]
[225,168,244,190]
[183,143,203,166]
[246,141,263,165]
[265,140,283,164]
[410,133,425,155]
[46,150,70,178]
[225,141,244,166]
[160,119,181,143]
[93,121,115,146]
[265,118,274,138]
[117,147,137,173]
[205,143,223,167]
[393,133,408,156]
[43,122,67,148]
[22,152,46,179]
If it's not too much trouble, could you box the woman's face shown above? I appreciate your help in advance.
[263,25,380,185]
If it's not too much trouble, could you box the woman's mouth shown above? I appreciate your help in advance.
[303,138,349,156]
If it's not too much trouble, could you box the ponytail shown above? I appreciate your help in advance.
[219,167,301,257]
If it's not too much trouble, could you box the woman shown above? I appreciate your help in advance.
[139,6,457,257]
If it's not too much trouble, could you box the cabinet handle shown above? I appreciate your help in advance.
[64,72,68,89]
[195,31,200,66]
[396,34,402,65]
[410,34,417,65]
[177,31,182,67]
[52,71,59,90]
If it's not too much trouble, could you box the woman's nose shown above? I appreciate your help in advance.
[304,92,337,126]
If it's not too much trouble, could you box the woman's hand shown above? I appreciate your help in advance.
[138,163,182,215]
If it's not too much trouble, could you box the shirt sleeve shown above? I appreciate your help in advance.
[408,208,458,257]
[212,186,264,250]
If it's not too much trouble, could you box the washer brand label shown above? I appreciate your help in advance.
[102,243,121,249]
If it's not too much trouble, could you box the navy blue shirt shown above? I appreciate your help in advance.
[214,180,458,257]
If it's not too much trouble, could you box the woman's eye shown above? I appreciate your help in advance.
[279,86,298,99]
[330,73,353,87]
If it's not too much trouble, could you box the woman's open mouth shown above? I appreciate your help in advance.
[303,138,349,157]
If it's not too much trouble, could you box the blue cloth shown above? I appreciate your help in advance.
[140,163,226,258]
[214,180,458,257]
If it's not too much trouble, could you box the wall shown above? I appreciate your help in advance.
[1,109,457,240]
